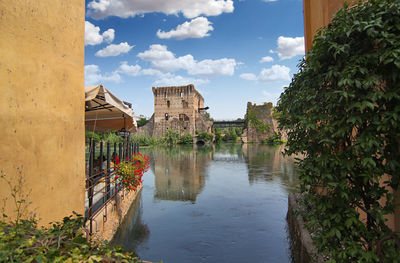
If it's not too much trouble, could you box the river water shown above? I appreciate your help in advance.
[112,143,299,263]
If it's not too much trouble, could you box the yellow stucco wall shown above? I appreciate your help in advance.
[0,0,85,225]
[303,0,361,53]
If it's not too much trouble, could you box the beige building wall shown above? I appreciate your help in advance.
[303,0,361,53]
[0,0,85,225]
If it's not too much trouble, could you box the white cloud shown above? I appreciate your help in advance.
[85,64,121,86]
[157,17,213,40]
[137,44,237,77]
[240,64,290,83]
[117,61,142,76]
[240,73,257,81]
[259,56,274,63]
[87,0,234,19]
[102,28,115,43]
[95,42,134,57]
[274,36,305,60]
[85,21,115,45]
[188,58,236,76]
[153,73,209,86]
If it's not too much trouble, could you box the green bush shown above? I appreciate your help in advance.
[0,214,139,262]
[214,128,223,143]
[277,0,400,261]
[130,134,159,146]
[267,133,285,145]
[162,130,179,146]
[179,133,193,144]
[197,132,213,142]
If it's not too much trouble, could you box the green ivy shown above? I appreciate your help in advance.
[246,108,271,134]
[277,0,400,261]
[0,213,140,262]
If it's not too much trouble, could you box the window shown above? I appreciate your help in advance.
[164,92,167,98]
[167,100,170,108]
[180,91,183,98]
[165,113,169,120]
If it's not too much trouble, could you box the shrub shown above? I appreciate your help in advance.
[0,213,140,262]
[277,0,400,261]
[197,132,213,142]
[162,130,179,146]
[179,133,193,144]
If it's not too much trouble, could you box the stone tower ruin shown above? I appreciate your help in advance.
[138,84,212,137]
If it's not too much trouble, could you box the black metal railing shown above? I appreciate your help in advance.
[85,139,139,236]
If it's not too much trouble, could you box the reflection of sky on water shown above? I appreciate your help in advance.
[112,144,299,263]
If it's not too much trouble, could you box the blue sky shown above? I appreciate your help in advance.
[84,0,305,120]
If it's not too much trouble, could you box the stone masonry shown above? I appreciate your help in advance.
[138,84,212,137]
[241,102,287,143]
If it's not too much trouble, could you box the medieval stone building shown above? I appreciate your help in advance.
[138,84,212,137]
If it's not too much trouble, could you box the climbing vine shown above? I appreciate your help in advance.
[246,107,271,134]
[277,0,400,261]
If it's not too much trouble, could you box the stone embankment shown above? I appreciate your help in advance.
[287,194,325,263]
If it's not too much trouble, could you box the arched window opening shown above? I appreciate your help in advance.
[165,113,169,120]
[167,100,170,108]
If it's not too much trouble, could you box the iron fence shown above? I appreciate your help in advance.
[85,139,139,236]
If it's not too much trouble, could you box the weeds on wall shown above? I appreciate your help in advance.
[277,0,400,261]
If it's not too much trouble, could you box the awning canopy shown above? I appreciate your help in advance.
[85,85,137,133]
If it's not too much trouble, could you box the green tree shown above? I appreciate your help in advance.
[277,1,400,261]
[137,117,149,128]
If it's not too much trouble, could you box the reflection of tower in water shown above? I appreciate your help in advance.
[151,147,211,202]
[243,144,299,191]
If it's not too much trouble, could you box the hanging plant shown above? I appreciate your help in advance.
[115,153,150,191]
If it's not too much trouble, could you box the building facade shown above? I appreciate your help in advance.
[0,0,85,225]
[139,84,212,137]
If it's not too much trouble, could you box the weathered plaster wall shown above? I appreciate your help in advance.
[303,0,363,53]
[0,0,85,225]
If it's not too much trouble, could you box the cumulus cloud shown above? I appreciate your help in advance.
[114,61,209,86]
[137,44,237,77]
[95,42,134,57]
[85,21,115,45]
[116,61,142,76]
[157,17,214,40]
[85,64,121,86]
[87,0,234,19]
[153,73,209,86]
[273,36,305,60]
[259,56,274,63]
[240,73,257,81]
[240,64,290,82]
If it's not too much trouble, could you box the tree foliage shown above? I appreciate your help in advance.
[277,0,400,261]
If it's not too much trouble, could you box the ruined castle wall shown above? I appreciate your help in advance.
[242,102,286,143]
[150,85,209,137]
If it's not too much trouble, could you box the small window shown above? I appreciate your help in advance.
[164,92,167,99]
[165,113,169,120]
[180,91,183,98]
[167,100,170,108]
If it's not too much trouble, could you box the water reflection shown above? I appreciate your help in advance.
[113,143,299,263]
[243,144,299,192]
[150,146,212,202]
